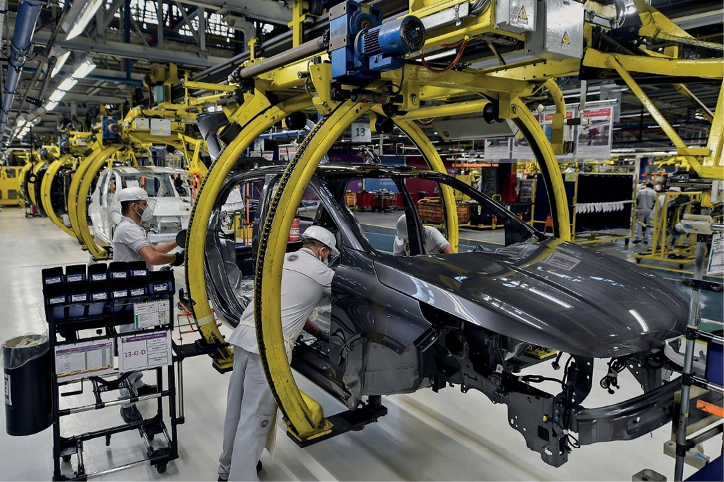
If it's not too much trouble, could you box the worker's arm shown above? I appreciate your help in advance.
[304,319,319,335]
[150,240,177,253]
[137,245,176,266]
[439,245,454,254]
[304,318,329,340]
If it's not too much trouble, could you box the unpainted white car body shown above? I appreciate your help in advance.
[89,166,192,246]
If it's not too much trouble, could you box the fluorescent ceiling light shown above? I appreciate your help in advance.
[58,78,78,91]
[71,58,96,79]
[63,0,105,40]
[51,50,71,77]
[46,101,59,111]
[49,89,67,102]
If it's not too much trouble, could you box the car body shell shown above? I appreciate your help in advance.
[89,166,192,245]
[201,162,689,466]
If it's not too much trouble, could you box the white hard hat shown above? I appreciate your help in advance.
[396,214,408,240]
[302,225,339,258]
[668,186,682,192]
[117,187,149,203]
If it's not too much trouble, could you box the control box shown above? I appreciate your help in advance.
[495,0,536,34]
[526,0,584,60]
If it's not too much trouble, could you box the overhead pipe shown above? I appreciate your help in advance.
[0,1,43,144]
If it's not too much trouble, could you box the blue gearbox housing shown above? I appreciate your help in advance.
[328,1,425,82]
[101,116,120,142]
[58,135,70,153]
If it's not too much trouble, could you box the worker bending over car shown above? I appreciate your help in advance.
[218,225,337,481]
[393,214,453,255]
[113,187,184,424]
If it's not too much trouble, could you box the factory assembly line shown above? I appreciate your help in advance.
[0,0,722,481]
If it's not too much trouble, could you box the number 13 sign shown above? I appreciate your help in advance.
[351,122,371,143]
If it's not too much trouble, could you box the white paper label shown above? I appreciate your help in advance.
[55,339,115,381]
[707,233,723,276]
[118,331,172,372]
[4,373,11,406]
[111,272,127,279]
[66,274,83,283]
[71,294,87,302]
[133,299,170,329]
[91,273,107,281]
[45,276,62,284]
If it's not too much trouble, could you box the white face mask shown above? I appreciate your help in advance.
[134,201,154,223]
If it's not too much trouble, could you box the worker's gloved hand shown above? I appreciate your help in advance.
[171,250,185,266]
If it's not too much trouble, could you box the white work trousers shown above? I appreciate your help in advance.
[635,208,652,244]
[219,348,277,481]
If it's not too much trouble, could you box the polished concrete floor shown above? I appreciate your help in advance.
[0,206,720,481]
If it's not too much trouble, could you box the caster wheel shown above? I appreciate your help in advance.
[156,463,167,474]
[679,264,684,270]
[635,258,642,264]
[62,455,72,462]
[625,239,630,246]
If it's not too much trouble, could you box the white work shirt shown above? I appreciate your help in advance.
[112,216,151,268]
[637,187,656,211]
[393,226,450,256]
[227,248,334,355]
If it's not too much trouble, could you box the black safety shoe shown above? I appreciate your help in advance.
[120,405,143,424]
[136,384,157,396]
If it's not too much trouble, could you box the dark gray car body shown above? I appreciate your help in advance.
[202,162,688,467]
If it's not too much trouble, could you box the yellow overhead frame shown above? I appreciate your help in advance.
[26,159,47,210]
[585,51,724,179]
[184,94,314,371]
[40,153,76,237]
[17,159,33,207]
[67,145,124,257]
[255,100,370,442]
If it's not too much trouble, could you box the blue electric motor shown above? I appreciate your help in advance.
[329,1,425,82]
[58,136,70,153]
[101,116,120,142]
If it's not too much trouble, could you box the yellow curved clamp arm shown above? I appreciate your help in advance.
[255,100,370,441]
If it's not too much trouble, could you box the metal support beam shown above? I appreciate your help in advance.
[32,31,228,67]
[168,6,198,32]
[198,7,205,52]
[173,2,199,44]
[130,16,150,47]
[156,0,164,48]
[102,0,125,31]
[95,6,104,37]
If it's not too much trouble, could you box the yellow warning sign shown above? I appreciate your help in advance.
[562,31,570,45]
[518,6,528,22]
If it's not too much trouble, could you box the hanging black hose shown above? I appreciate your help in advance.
[600,356,628,394]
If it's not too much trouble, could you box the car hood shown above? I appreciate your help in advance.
[373,239,688,357]
[152,197,192,217]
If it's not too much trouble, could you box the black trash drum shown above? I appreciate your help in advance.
[3,334,52,436]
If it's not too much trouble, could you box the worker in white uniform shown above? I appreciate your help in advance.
[653,186,682,248]
[393,214,453,256]
[113,187,184,423]
[218,225,337,482]
[634,182,656,245]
